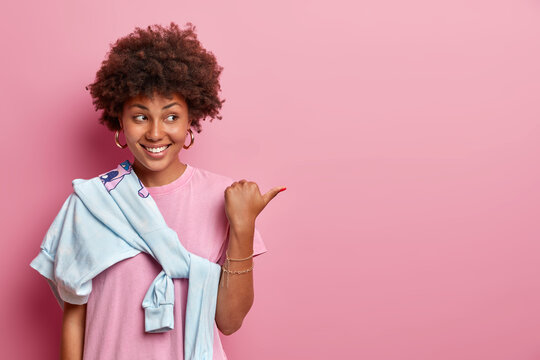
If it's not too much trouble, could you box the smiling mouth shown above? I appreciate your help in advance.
[140,144,171,153]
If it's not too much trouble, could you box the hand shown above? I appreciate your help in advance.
[224,180,285,229]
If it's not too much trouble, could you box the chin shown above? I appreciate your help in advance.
[134,158,170,172]
[145,163,171,173]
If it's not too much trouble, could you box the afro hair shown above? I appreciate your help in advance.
[86,22,224,133]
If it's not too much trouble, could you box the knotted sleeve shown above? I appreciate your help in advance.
[29,193,75,310]
[30,191,141,310]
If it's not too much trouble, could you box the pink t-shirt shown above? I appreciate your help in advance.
[82,163,267,360]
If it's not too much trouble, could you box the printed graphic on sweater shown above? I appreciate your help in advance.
[99,160,132,192]
[99,160,149,198]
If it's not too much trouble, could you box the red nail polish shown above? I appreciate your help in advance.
[279,187,287,192]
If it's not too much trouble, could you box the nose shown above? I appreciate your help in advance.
[146,118,164,140]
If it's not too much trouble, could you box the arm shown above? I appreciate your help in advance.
[60,302,87,360]
[215,221,256,335]
[215,179,284,335]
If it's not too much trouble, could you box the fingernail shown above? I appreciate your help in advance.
[279,187,287,192]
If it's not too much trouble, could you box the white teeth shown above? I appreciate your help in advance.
[144,145,168,153]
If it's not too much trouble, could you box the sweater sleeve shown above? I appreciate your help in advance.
[30,192,100,309]
[29,193,81,310]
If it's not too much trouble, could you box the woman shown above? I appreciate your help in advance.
[52,22,285,359]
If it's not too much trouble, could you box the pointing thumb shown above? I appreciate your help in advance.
[262,186,287,205]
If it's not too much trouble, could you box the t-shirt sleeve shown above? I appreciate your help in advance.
[252,227,268,258]
[217,226,268,266]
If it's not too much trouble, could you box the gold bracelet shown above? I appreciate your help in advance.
[220,262,254,288]
[226,250,253,261]
[222,264,254,274]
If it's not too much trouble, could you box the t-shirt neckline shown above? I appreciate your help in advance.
[145,164,195,196]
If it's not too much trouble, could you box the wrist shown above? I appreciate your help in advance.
[229,216,256,229]
[227,225,254,258]
[229,218,255,235]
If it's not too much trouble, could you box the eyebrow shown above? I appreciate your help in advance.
[129,102,182,110]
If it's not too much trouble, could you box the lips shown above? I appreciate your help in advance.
[140,144,171,149]
[140,143,171,155]
[141,144,171,150]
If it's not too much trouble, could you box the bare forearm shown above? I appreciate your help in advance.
[215,222,255,335]
[61,303,86,360]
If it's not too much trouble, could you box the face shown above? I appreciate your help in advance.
[119,91,191,186]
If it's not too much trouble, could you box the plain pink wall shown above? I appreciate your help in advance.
[2,0,540,359]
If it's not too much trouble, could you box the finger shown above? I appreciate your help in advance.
[262,186,286,205]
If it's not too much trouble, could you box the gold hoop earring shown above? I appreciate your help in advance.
[115,130,128,149]
[183,128,194,149]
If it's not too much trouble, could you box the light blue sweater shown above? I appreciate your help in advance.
[30,160,221,360]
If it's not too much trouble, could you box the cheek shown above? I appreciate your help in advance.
[123,131,138,144]
[170,126,189,140]
[122,125,143,142]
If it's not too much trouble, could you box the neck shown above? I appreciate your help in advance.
[131,159,187,188]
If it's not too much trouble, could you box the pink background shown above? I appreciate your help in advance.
[2,0,540,359]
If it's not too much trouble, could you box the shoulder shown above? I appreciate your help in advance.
[189,165,235,192]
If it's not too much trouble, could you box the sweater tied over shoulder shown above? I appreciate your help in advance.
[30,160,221,360]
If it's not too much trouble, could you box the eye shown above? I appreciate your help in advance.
[133,114,146,121]
[166,115,178,122]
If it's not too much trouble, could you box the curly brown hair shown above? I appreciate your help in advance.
[86,22,224,133]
